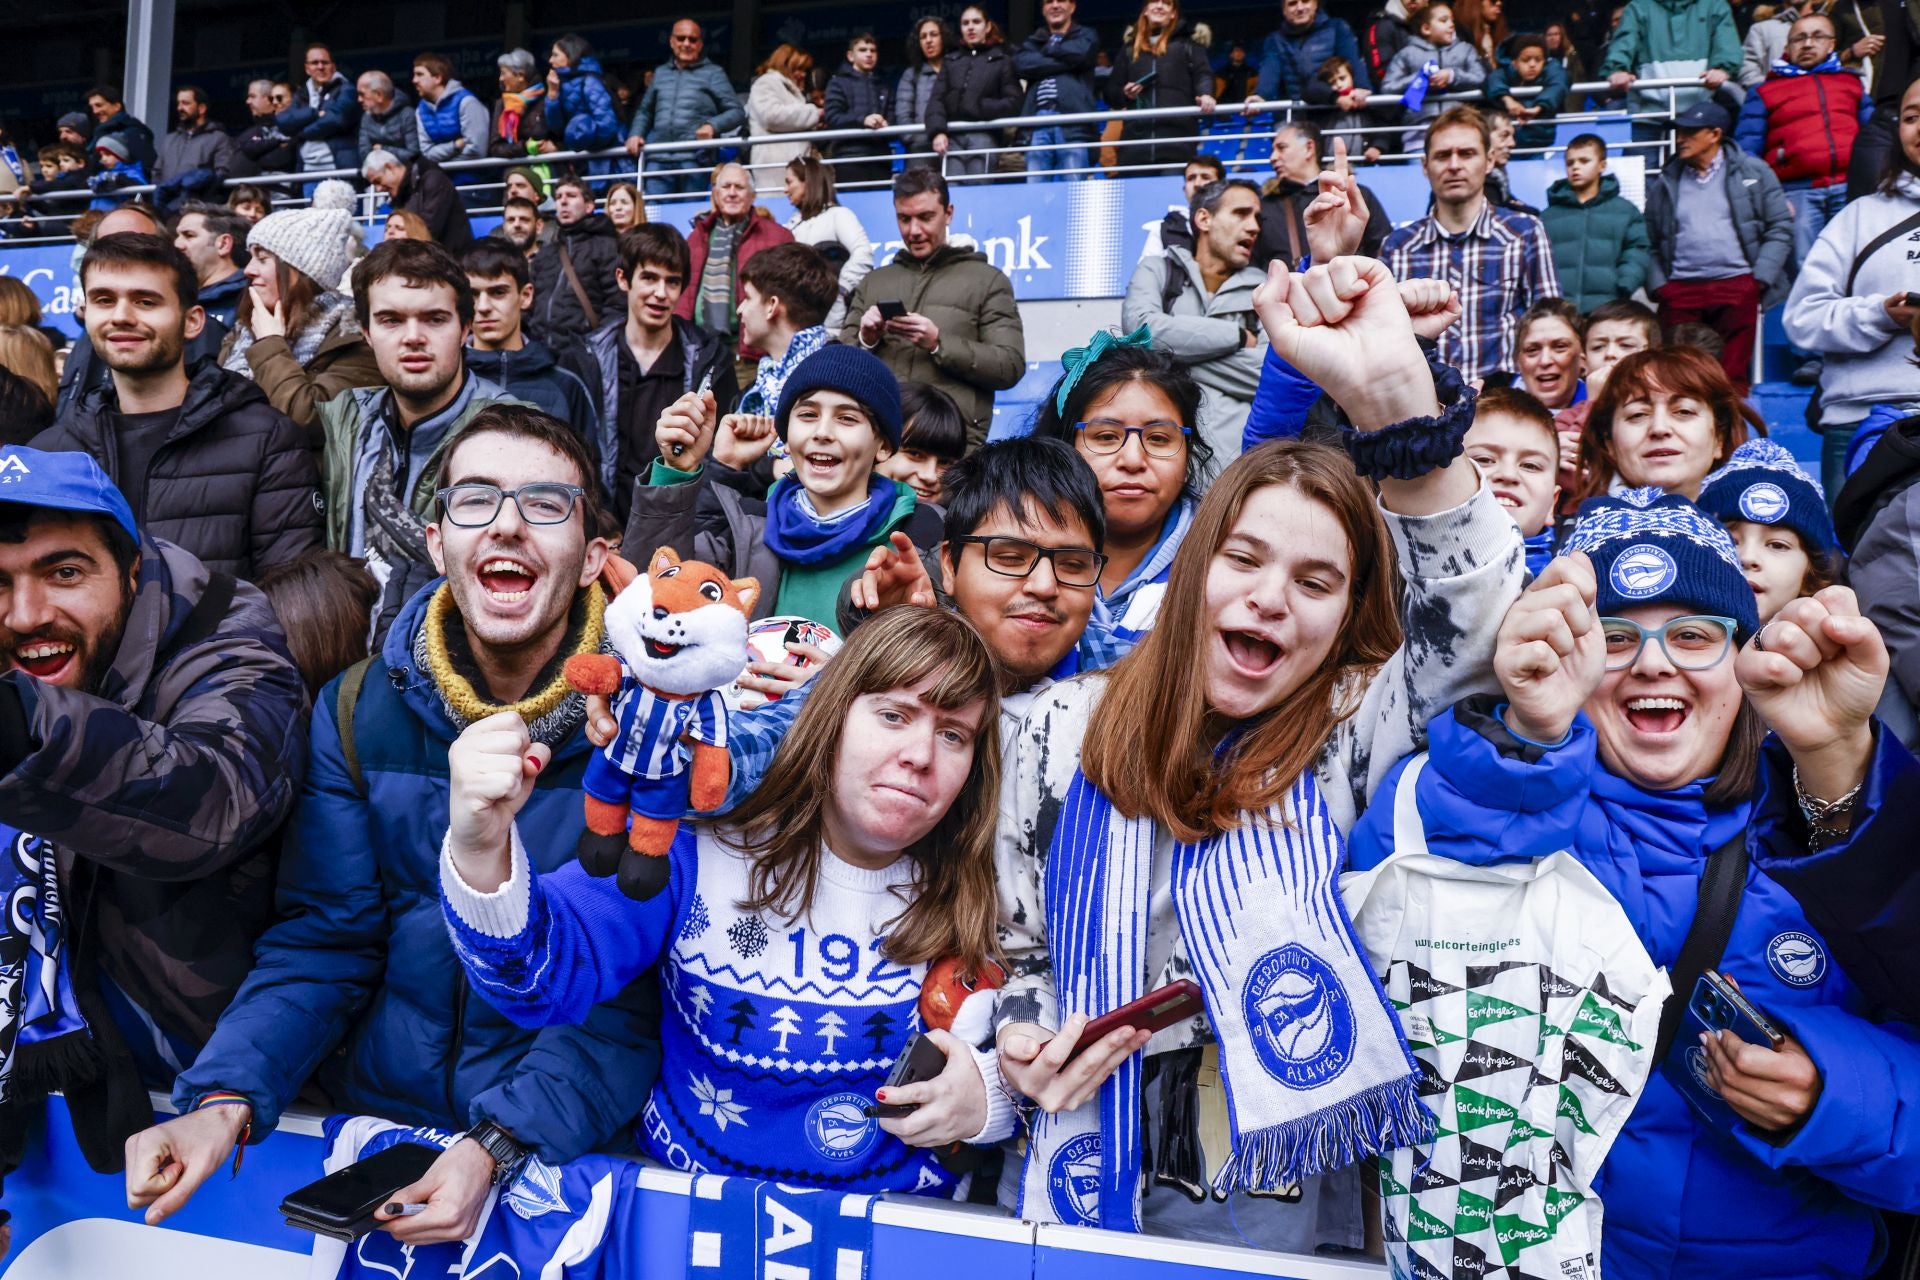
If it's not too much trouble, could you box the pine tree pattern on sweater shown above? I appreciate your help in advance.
[445,825,989,1194]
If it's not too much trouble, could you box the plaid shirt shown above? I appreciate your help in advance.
[1382,199,1561,380]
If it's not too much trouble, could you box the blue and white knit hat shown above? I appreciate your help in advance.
[1561,487,1761,637]
[1696,439,1839,558]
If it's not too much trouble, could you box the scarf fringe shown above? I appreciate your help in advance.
[1212,1073,1436,1194]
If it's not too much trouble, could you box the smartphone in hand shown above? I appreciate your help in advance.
[1063,980,1204,1064]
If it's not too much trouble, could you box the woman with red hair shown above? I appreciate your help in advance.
[1571,345,1762,503]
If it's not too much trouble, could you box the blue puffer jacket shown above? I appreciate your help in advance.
[172,581,663,1161]
[1350,700,1920,1280]
[1255,12,1372,102]
[547,57,624,152]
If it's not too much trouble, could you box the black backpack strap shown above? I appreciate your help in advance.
[1159,252,1189,316]
[1844,206,1920,295]
[331,656,375,797]
[1653,830,1751,1065]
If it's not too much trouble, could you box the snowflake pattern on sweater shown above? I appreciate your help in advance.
[445,824,1009,1193]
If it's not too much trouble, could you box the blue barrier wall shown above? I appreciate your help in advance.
[4,1097,1382,1280]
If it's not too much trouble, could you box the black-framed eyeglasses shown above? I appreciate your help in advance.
[957,536,1108,587]
[1074,419,1192,459]
[1599,614,1739,671]
[435,482,586,527]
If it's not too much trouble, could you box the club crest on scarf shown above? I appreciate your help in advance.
[1048,1133,1104,1226]
[1243,943,1356,1091]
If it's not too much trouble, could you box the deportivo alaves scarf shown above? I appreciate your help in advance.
[1021,770,1434,1231]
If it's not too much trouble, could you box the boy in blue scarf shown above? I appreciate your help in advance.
[1463,384,1561,575]
[625,344,943,631]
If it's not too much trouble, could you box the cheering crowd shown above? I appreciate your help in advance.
[0,3,1911,1278]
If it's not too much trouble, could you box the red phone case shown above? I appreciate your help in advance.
[1065,980,1205,1062]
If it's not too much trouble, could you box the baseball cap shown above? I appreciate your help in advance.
[0,447,140,545]
[1673,101,1731,132]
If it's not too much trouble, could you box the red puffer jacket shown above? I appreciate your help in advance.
[1750,70,1865,187]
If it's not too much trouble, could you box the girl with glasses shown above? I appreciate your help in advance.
[1351,486,1920,1280]
[1030,338,1212,665]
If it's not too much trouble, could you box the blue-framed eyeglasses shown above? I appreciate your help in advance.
[1599,615,1739,671]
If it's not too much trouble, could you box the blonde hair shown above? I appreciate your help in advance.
[384,209,435,243]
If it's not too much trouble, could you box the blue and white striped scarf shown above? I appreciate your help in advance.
[1019,770,1434,1231]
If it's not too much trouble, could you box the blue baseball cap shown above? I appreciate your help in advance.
[0,446,139,545]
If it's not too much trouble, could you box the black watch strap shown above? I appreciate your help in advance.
[467,1119,530,1186]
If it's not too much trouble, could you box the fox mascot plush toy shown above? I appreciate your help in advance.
[565,547,760,899]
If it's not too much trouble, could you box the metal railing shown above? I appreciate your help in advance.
[0,77,1707,243]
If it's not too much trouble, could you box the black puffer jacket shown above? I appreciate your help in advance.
[924,43,1024,136]
[33,364,323,580]
[529,213,627,345]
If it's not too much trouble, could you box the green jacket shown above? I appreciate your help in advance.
[840,244,1026,448]
[1598,0,1742,77]
[317,376,530,550]
[1539,174,1652,312]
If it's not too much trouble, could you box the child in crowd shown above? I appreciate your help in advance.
[86,136,146,212]
[1699,438,1846,623]
[878,382,969,506]
[1572,344,1760,503]
[1556,299,1660,514]
[1486,34,1569,151]
[628,344,943,630]
[13,144,87,235]
[1382,3,1489,152]
[1464,384,1561,574]
[1316,56,1383,162]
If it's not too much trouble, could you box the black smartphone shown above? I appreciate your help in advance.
[877,299,909,322]
[279,1141,442,1241]
[863,1031,948,1118]
[1905,292,1920,309]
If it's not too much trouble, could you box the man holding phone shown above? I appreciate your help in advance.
[843,167,1026,451]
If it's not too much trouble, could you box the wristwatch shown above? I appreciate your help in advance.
[467,1119,531,1187]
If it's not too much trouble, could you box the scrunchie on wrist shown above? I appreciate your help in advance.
[1337,343,1476,481]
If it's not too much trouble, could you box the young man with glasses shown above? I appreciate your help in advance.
[317,238,528,641]
[130,406,667,1247]
[843,435,1110,734]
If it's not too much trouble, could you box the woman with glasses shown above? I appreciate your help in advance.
[1030,337,1212,665]
[1351,487,1920,1280]
[995,257,1526,1250]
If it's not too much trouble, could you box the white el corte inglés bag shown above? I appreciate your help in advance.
[1341,755,1671,1280]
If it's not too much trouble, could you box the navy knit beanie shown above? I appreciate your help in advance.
[1697,439,1840,559]
[774,344,903,450]
[1561,487,1761,639]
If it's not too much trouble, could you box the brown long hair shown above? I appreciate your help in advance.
[1082,442,1403,841]
[1130,0,1181,57]
[0,326,56,404]
[1573,346,1761,503]
[236,249,326,340]
[0,278,43,327]
[727,607,1003,977]
[758,42,815,87]
[1452,0,1509,62]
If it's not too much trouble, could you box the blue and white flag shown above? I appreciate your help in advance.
[1403,61,1440,113]
[687,1174,878,1280]
[312,1116,643,1280]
